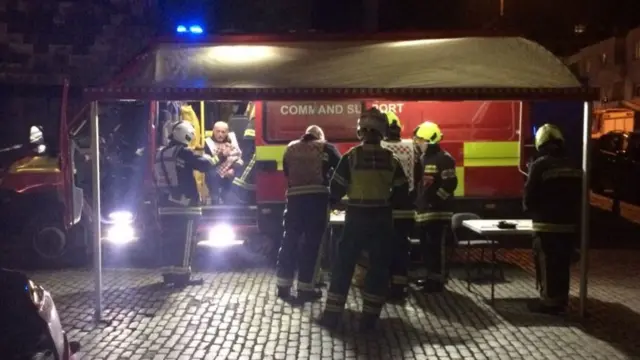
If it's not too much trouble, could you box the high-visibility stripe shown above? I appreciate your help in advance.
[392,210,415,219]
[455,167,464,197]
[256,145,287,170]
[286,185,329,196]
[463,141,519,167]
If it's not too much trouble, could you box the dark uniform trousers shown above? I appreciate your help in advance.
[276,193,329,292]
[158,196,202,275]
[325,207,394,320]
[389,217,414,290]
[418,217,450,284]
[533,228,577,307]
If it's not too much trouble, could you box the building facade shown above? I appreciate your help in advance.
[567,26,640,110]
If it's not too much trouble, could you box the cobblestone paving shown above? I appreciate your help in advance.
[26,249,640,360]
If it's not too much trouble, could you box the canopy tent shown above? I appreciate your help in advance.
[85,35,595,323]
[84,36,596,100]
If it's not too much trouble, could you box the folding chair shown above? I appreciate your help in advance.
[451,213,503,290]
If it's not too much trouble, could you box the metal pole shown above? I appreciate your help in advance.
[90,101,103,323]
[579,101,592,318]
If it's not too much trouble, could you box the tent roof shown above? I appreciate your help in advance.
[84,36,596,101]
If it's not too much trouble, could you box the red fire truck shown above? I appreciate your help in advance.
[10,34,594,260]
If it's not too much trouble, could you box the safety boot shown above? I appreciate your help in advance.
[387,286,408,303]
[359,314,379,333]
[527,299,566,315]
[421,279,444,293]
[316,311,341,330]
[276,286,291,300]
[296,289,323,303]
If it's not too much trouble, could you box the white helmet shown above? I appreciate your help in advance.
[171,121,195,145]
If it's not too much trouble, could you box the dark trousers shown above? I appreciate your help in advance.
[533,232,576,307]
[324,207,394,320]
[159,210,199,275]
[419,220,448,283]
[276,193,329,291]
[390,219,413,290]
[205,172,230,204]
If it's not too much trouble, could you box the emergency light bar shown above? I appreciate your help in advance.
[176,25,204,34]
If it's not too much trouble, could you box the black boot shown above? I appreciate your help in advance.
[316,311,341,330]
[277,286,291,300]
[387,286,408,303]
[359,314,379,333]
[421,279,444,293]
[527,299,566,315]
[296,289,323,303]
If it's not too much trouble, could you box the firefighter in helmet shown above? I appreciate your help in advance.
[154,121,219,286]
[524,124,582,314]
[380,111,416,301]
[276,125,341,302]
[319,107,410,331]
[413,121,458,293]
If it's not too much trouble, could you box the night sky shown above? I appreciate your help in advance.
[158,0,640,54]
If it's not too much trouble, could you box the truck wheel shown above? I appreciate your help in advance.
[26,214,87,268]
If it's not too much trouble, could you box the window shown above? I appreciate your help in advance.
[635,41,640,60]
[601,52,607,65]
[263,101,360,142]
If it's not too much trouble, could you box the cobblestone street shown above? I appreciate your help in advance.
[27,249,640,360]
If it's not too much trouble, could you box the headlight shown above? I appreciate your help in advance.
[108,210,133,224]
[105,224,136,244]
[199,223,243,248]
[35,144,46,154]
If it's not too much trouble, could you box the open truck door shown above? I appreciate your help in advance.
[59,79,84,229]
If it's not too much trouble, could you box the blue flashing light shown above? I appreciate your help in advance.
[176,25,187,33]
[189,25,203,34]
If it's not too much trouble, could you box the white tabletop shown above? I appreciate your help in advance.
[462,219,534,236]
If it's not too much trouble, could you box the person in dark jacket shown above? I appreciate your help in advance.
[276,125,341,302]
[524,123,582,314]
[319,108,411,332]
[154,121,219,286]
[413,121,458,293]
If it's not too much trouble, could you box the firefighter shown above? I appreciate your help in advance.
[413,121,458,293]
[276,125,341,302]
[380,111,416,301]
[224,121,257,205]
[154,121,219,286]
[319,108,410,331]
[524,124,582,314]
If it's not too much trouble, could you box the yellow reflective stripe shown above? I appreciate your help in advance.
[244,129,255,137]
[436,188,450,199]
[455,167,464,197]
[362,305,382,314]
[463,141,519,167]
[424,164,438,174]
[361,291,385,303]
[327,292,346,302]
[391,275,408,285]
[297,281,314,291]
[324,303,344,313]
[256,145,287,170]
[392,210,415,219]
[415,212,453,222]
[286,185,329,196]
[158,207,203,216]
[232,177,256,190]
[541,168,583,181]
[532,222,576,233]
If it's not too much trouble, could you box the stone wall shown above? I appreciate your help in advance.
[0,0,157,87]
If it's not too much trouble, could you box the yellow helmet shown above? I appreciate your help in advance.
[384,111,402,129]
[414,121,443,144]
[535,124,564,150]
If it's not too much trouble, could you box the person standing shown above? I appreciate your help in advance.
[154,121,219,286]
[413,121,458,293]
[320,108,410,331]
[380,111,416,301]
[524,124,582,314]
[276,125,341,302]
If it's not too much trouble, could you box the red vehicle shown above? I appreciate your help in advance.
[11,34,594,256]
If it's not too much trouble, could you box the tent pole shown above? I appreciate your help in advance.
[579,101,592,318]
[90,101,103,323]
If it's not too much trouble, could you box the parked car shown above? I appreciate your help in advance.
[592,130,640,207]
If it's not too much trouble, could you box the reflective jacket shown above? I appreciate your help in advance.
[283,134,341,197]
[414,147,458,222]
[154,142,219,205]
[523,151,582,233]
[381,139,418,219]
[330,143,410,209]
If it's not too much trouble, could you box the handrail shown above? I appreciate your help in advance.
[517,101,529,176]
